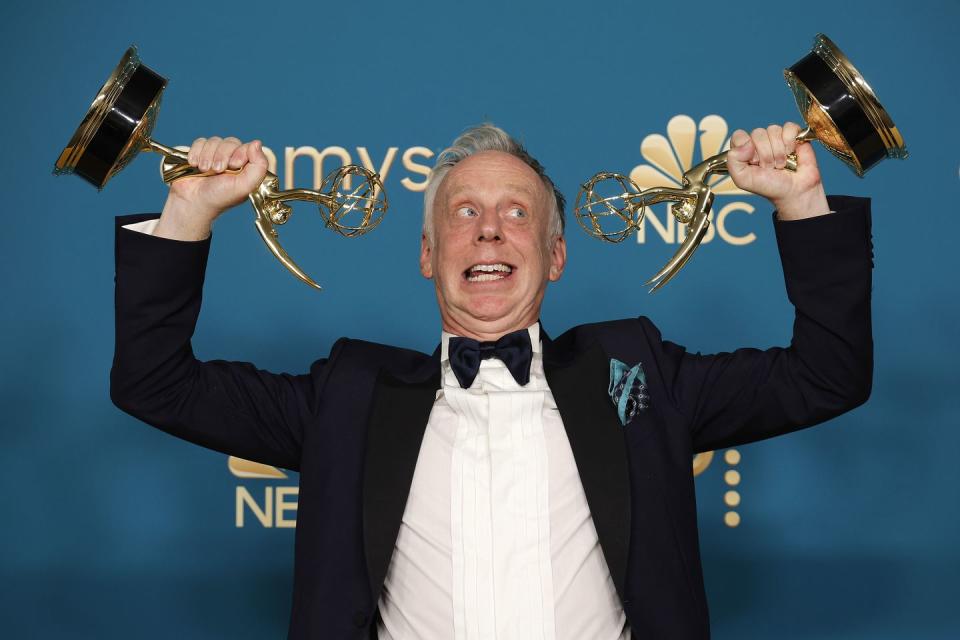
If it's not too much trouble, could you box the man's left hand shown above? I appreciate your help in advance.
[727,122,830,220]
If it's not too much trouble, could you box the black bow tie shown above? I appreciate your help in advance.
[448,328,533,389]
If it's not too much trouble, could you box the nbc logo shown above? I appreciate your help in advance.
[630,115,758,246]
[230,456,299,528]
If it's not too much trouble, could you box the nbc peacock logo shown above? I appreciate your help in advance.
[630,114,758,246]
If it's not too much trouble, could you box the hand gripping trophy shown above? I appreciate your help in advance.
[575,34,907,292]
[54,46,387,290]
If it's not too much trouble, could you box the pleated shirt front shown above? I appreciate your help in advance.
[377,324,629,640]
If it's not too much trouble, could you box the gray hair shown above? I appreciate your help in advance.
[422,123,566,245]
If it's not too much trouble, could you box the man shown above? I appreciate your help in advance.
[111,122,873,639]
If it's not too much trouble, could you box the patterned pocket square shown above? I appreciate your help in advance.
[608,358,650,426]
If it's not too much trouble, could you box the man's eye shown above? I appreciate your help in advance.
[457,207,478,217]
[509,208,527,218]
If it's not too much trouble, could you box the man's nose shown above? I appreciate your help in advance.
[476,209,503,242]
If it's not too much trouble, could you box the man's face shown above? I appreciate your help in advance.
[420,150,566,341]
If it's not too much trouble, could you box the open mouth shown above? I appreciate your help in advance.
[464,262,514,283]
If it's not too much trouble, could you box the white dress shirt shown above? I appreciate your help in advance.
[378,324,629,640]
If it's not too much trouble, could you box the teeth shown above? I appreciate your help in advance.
[465,263,513,282]
[467,273,506,282]
[469,263,512,273]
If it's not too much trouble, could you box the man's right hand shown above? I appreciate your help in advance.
[154,136,269,241]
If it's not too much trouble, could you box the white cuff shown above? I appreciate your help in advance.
[123,219,160,235]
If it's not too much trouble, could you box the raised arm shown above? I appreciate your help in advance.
[659,124,873,452]
[110,137,334,471]
[153,136,269,240]
[653,195,873,453]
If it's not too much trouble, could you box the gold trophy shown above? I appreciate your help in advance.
[575,34,907,292]
[54,46,387,290]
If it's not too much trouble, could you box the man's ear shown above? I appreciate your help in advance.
[548,235,566,281]
[419,233,433,279]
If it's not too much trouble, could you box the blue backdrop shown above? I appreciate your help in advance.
[2,0,958,637]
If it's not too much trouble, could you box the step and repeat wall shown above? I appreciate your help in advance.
[2,1,957,638]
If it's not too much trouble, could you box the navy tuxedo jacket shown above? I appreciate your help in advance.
[111,196,873,639]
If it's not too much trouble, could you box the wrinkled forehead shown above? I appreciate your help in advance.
[437,150,551,207]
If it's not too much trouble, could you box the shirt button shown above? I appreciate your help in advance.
[353,611,368,628]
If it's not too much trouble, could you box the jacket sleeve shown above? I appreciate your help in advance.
[650,195,874,453]
[110,214,337,471]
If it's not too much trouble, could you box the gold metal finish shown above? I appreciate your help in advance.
[575,152,728,292]
[54,47,147,183]
[57,46,388,290]
[575,34,905,291]
[785,34,906,176]
[153,143,385,290]
[158,150,387,290]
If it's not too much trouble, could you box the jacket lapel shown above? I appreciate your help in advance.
[543,334,632,600]
[362,351,440,601]
[361,332,633,604]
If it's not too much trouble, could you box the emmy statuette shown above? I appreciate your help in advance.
[56,46,388,290]
[575,34,906,292]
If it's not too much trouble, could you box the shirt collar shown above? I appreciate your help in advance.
[440,322,542,363]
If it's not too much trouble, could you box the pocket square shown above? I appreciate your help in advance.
[608,358,650,426]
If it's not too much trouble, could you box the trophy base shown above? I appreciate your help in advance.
[55,47,167,189]
[785,34,907,177]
